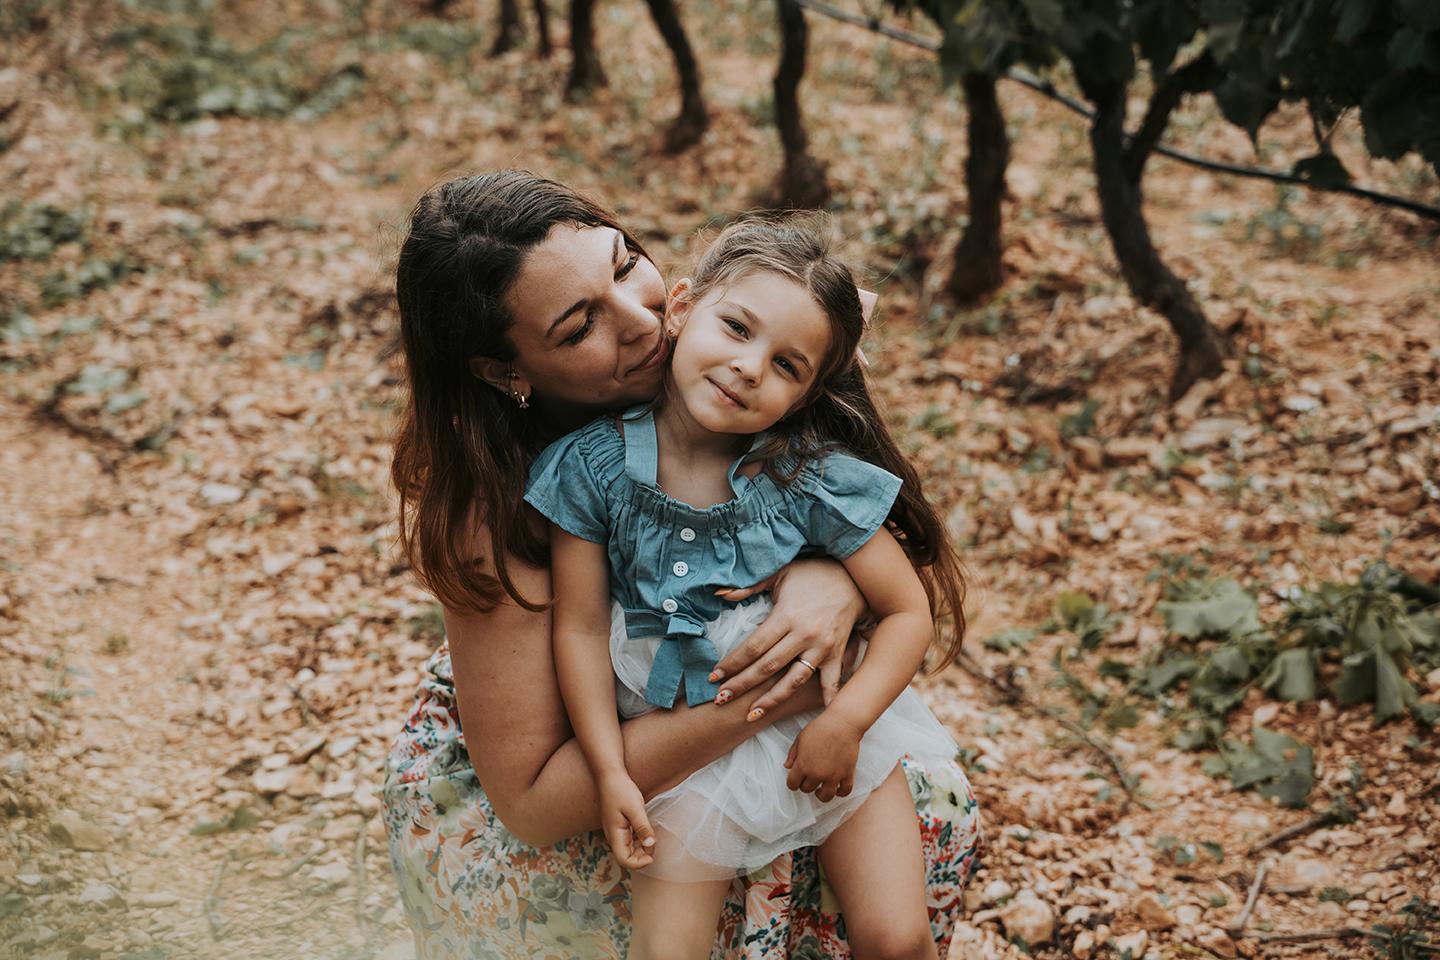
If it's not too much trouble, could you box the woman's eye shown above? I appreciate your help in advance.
[564,312,595,346]
[724,318,747,337]
[616,252,640,280]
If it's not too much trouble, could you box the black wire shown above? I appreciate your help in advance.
[792,0,1440,223]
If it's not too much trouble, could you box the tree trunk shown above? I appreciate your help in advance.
[642,0,708,152]
[1087,84,1224,400]
[769,0,828,208]
[490,0,522,56]
[947,70,1008,303]
[566,0,606,99]
[533,0,552,57]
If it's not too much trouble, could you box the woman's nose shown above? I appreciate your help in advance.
[615,292,661,344]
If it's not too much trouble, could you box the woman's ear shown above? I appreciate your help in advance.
[665,278,694,337]
[468,356,530,400]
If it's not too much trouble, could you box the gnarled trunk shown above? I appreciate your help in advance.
[642,0,708,152]
[566,0,607,99]
[491,0,522,56]
[770,0,828,208]
[948,70,1008,302]
[533,0,552,57]
[1087,83,1224,400]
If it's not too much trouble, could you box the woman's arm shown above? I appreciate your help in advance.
[445,527,823,848]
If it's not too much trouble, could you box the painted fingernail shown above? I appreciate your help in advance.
[643,837,655,847]
[714,689,732,705]
[708,669,724,683]
[746,707,765,722]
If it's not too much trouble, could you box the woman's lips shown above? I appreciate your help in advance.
[627,331,668,376]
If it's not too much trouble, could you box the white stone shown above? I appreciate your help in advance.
[997,890,1054,947]
[1115,930,1149,956]
[50,811,109,851]
[78,882,124,909]
[252,767,296,796]
[200,483,244,506]
[137,893,179,908]
[1072,929,1094,959]
[982,879,1014,906]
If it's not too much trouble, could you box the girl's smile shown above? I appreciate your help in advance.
[666,271,832,437]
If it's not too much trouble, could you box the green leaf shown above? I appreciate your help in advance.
[66,365,129,396]
[1104,702,1141,730]
[1374,649,1418,723]
[1138,653,1199,696]
[1412,701,1440,727]
[1200,840,1225,862]
[983,627,1037,653]
[1058,591,1096,630]
[1334,649,1377,706]
[1261,648,1318,702]
[1099,658,1133,680]
[1160,579,1262,639]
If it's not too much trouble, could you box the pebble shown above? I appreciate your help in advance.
[1197,927,1238,958]
[1348,899,1370,913]
[1427,667,1440,691]
[1177,418,1247,452]
[289,733,327,763]
[1274,853,1337,890]
[997,890,1055,947]
[1063,905,1092,925]
[1115,930,1149,956]
[137,892,179,908]
[50,810,110,851]
[1176,904,1202,926]
[78,882,125,910]
[1134,892,1175,930]
[981,879,1014,906]
[252,767,296,796]
[200,482,244,506]
[1072,929,1094,959]
[327,735,360,760]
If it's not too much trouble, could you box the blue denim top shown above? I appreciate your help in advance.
[524,406,902,709]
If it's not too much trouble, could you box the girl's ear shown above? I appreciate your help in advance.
[665,278,694,337]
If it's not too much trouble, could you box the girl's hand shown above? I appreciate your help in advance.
[783,711,862,803]
[597,772,656,870]
[711,559,864,715]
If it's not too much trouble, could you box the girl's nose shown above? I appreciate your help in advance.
[730,353,760,383]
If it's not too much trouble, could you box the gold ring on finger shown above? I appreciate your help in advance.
[796,657,817,673]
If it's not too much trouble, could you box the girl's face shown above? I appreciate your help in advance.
[492,223,670,413]
[666,271,833,436]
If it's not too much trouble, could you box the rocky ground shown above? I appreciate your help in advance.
[1,2,1437,958]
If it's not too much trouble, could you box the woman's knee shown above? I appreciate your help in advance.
[627,926,715,960]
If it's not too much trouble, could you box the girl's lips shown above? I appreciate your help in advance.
[708,378,746,409]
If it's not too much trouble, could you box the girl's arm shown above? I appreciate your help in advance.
[548,526,655,868]
[443,522,824,848]
[783,527,932,801]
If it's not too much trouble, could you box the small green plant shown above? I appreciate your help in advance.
[1367,898,1440,960]
[0,203,88,263]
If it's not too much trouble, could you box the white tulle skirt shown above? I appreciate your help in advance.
[610,598,958,882]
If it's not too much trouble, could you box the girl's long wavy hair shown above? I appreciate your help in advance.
[672,214,969,669]
[392,170,647,614]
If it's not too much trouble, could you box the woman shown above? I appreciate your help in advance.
[382,171,982,960]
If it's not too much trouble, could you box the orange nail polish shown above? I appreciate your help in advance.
[708,670,723,682]
[746,706,765,722]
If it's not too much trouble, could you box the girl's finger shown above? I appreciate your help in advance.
[749,661,816,716]
[818,655,842,706]
[784,738,799,770]
[786,767,804,792]
[632,814,656,851]
[800,776,821,794]
[837,778,854,798]
[815,782,837,802]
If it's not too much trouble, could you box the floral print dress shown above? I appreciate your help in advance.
[383,644,983,959]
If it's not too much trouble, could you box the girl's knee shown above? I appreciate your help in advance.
[851,923,937,960]
[628,927,714,960]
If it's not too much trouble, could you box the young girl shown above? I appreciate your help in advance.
[524,215,968,960]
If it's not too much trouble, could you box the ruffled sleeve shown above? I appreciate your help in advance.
[523,424,613,543]
[801,452,903,559]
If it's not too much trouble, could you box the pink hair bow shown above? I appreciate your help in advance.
[856,288,877,370]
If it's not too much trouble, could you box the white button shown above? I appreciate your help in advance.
[673,561,689,576]
[680,527,696,542]
[661,598,679,613]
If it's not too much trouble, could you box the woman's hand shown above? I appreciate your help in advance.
[710,558,865,717]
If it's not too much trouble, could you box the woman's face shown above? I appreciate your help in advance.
[500,223,670,414]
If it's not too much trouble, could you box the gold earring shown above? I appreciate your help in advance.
[507,369,530,410]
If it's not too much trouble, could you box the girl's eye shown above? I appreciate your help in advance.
[775,357,797,376]
[564,311,595,346]
[723,318,747,337]
[616,252,640,280]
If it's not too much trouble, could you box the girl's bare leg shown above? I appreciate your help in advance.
[818,765,938,960]
[628,865,732,960]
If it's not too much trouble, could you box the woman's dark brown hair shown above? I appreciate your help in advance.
[673,214,970,668]
[392,170,647,614]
